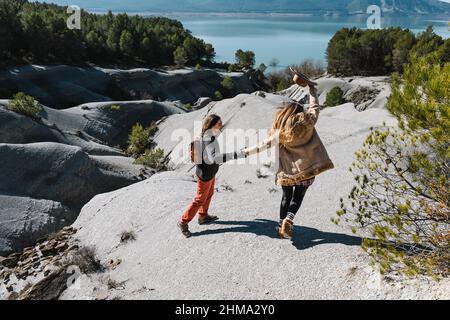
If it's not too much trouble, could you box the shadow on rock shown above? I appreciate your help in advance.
[192,219,361,250]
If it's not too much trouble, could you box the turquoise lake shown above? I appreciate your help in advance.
[169,14,450,69]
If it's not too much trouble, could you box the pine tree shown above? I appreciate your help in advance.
[0,1,215,69]
[409,26,444,59]
[119,30,134,58]
[392,31,415,73]
[0,0,25,66]
[235,49,255,69]
[173,46,188,67]
[335,54,449,277]
[204,43,215,63]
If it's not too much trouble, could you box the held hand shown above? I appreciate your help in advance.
[237,148,248,159]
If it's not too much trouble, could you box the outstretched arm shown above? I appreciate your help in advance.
[203,141,238,164]
[243,133,278,157]
[292,72,321,125]
[305,85,320,125]
[306,86,320,124]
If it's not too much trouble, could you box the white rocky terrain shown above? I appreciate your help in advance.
[0,64,258,256]
[282,76,391,111]
[1,76,448,300]
[0,141,152,255]
[0,96,187,254]
[0,65,257,109]
[0,99,183,152]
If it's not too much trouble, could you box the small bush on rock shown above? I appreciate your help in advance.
[120,230,137,243]
[68,246,103,274]
[325,87,345,107]
[127,122,157,156]
[134,148,167,171]
[221,76,235,97]
[214,90,224,101]
[8,92,42,120]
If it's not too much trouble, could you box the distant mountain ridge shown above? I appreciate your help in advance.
[44,0,450,14]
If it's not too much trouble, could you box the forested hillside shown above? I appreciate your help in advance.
[326,26,449,76]
[0,0,215,68]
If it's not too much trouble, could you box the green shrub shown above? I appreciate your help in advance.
[195,63,201,70]
[184,103,193,110]
[408,26,444,61]
[436,38,450,63]
[110,105,121,111]
[334,55,449,277]
[221,76,234,91]
[220,76,234,97]
[134,148,167,171]
[214,90,224,101]
[126,122,157,156]
[7,92,42,120]
[325,87,344,107]
[228,64,239,72]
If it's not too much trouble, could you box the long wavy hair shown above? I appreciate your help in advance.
[270,102,307,145]
[202,114,222,136]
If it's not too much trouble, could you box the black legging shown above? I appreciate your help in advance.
[280,185,310,220]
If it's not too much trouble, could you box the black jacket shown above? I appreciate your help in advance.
[195,134,237,181]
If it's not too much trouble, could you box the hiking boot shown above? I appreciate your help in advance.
[198,215,219,225]
[177,221,192,238]
[279,218,294,240]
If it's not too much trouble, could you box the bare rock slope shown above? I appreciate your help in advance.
[0,196,75,256]
[0,97,183,254]
[282,76,391,111]
[0,99,183,152]
[0,65,256,109]
[0,142,151,254]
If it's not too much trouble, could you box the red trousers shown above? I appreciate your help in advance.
[180,177,215,223]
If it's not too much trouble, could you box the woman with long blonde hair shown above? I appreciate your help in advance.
[243,80,334,239]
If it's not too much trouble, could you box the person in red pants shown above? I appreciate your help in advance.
[178,114,244,238]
